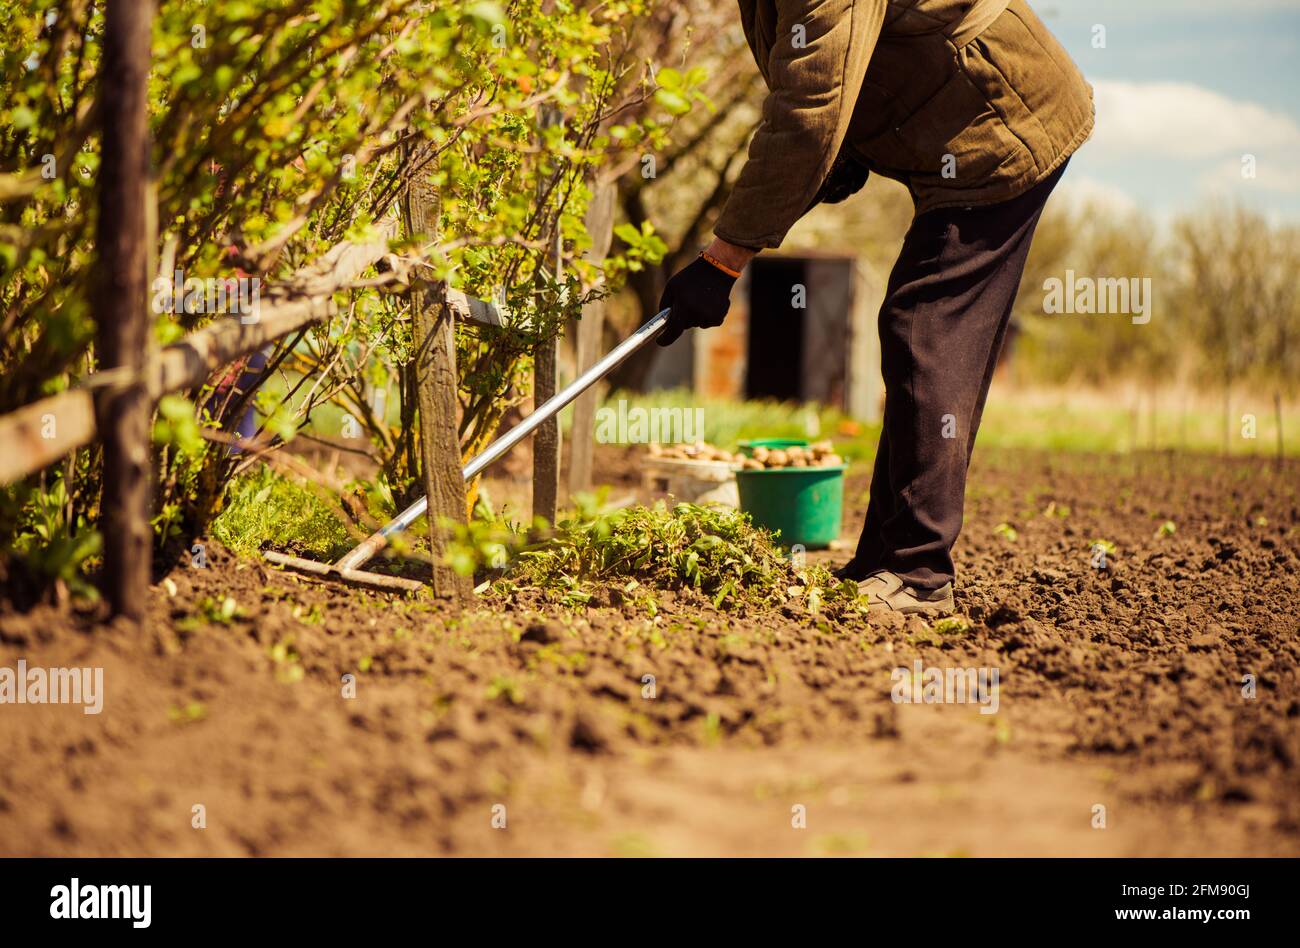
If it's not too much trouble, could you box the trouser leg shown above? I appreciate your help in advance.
[851,162,1067,590]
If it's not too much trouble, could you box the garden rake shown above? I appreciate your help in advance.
[263,308,670,592]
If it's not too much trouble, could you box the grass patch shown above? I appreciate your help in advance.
[583,385,1300,460]
[583,388,881,462]
[211,466,353,560]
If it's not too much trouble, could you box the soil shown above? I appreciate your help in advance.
[1,445,1297,856]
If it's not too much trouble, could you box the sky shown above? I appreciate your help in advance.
[1039,0,1300,222]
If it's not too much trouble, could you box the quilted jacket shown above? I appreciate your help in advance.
[713,0,1094,249]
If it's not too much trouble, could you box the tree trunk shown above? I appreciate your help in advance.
[95,0,155,621]
[568,176,617,497]
[402,157,471,603]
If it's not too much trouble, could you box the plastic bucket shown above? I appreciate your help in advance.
[735,464,846,550]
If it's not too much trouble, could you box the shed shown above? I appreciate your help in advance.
[644,252,883,421]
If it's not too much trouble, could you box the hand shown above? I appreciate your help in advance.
[656,250,745,348]
[807,152,870,211]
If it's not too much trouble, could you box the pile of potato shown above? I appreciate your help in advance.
[648,440,739,463]
[648,440,844,469]
[739,440,843,470]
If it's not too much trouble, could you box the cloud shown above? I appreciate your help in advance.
[1056,175,1140,215]
[1069,0,1300,20]
[1089,80,1300,161]
[1198,156,1300,195]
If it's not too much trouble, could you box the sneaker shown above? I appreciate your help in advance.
[858,569,954,616]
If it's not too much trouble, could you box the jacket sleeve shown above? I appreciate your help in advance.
[714,0,887,250]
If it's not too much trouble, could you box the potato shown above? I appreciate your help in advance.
[786,446,805,460]
[811,440,834,456]
[766,449,789,467]
[753,446,769,462]
[791,456,808,467]
[822,453,843,466]
[742,457,763,470]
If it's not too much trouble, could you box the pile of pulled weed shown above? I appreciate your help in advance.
[496,501,860,613]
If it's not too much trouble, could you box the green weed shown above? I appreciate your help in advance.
[932,617,972,636]
[211,466,353,560]
[6,475,102,600]
[499,500,854,612]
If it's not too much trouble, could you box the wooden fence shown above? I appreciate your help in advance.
[2,4,611,619]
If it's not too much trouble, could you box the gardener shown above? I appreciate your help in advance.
[656,0,1092,615]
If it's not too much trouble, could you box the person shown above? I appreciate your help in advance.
[656,0,1092,615]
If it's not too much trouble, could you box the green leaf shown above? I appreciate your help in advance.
[657,67,683,89]
[653,88,691,116]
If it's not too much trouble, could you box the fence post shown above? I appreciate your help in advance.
[402,155,471,603]
[568,175,616,497]
[95,0,155,621]
[532,106,563,524]
[533,331,560,523]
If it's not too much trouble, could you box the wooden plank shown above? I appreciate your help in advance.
[445,287,503,326]
[0,219,401,487]
[567,176,616,496]
[402,156,470,603]
[0,389,97,486]
[94,0,154,621]
[156,217,400,394]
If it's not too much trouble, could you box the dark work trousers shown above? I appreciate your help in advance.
[845,160,1069,591]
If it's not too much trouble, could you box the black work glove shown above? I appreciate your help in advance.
[806,152,870,212]
[656,255,738,347]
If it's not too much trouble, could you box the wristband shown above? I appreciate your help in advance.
[700,250,742,279]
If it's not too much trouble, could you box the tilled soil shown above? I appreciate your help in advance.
[1,447,1297,856]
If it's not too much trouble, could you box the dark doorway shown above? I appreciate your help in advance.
[745,258,807,402]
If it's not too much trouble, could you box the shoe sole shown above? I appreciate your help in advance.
[867,595,955,617]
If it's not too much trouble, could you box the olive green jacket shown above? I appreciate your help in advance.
[714,0,1094,249]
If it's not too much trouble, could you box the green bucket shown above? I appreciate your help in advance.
[738,438,808,458]
[735,464,846,550]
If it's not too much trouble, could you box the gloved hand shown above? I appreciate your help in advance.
[656,255,738,347]
[806,152,870,211]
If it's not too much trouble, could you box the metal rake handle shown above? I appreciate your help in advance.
[334,308,670,571]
